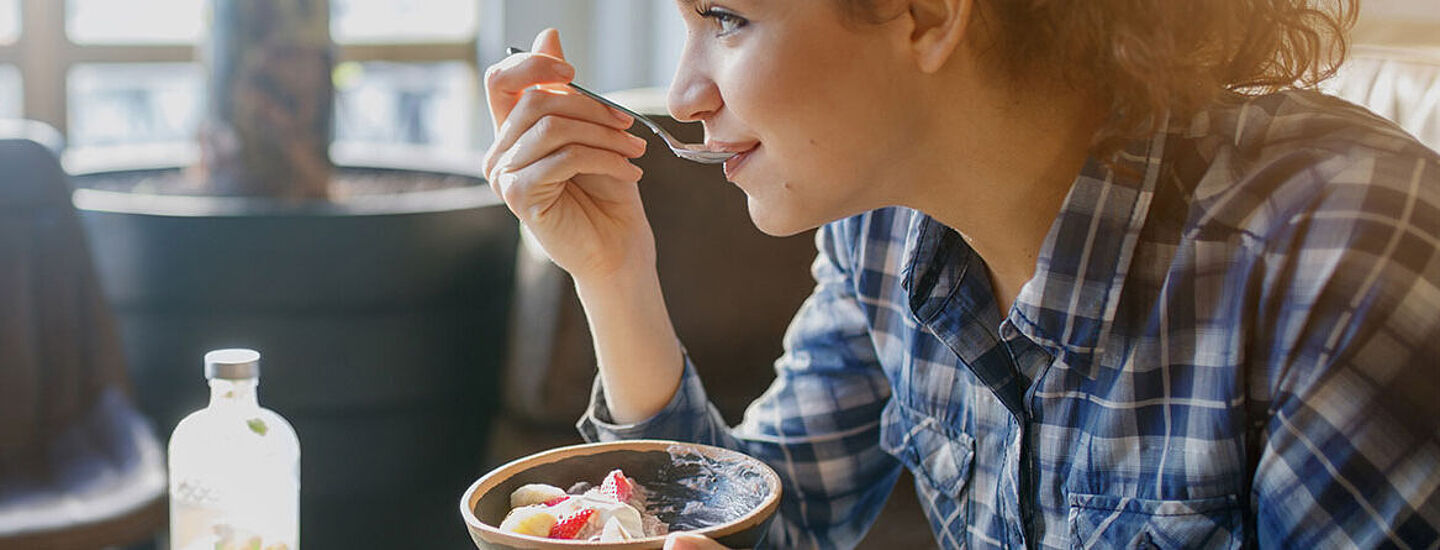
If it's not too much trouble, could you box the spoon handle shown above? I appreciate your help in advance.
[504,47,665,138]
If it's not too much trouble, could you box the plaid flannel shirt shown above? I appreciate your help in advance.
[579,90,1440,549]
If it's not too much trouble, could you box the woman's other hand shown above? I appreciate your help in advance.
[664,533,745,550]
[483,28,653,282]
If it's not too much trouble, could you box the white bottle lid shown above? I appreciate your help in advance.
[204,348,261,380]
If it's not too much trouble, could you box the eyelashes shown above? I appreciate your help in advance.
[694,3,748,35]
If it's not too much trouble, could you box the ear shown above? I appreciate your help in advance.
[904,0,973,74]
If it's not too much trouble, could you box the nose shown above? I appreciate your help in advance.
[667,41,722,124]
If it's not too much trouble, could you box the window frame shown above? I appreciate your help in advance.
[0,0,478,138]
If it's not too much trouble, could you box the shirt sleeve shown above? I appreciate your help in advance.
[1250,152,1440,547]
[578,221,903,549]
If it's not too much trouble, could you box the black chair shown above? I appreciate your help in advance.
[0,121,166,550]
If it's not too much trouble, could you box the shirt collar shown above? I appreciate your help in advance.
[901,212,1031,418]
[1008,127,1168,371]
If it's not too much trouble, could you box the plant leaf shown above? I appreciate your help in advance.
[247,418,269,436]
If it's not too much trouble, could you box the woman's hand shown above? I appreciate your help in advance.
[484,28,684,423]
[664,533,743,550]
[483,28,653,282]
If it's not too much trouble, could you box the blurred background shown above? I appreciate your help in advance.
[0,1,1436,550]
[0,0,695,168]
[1,0,1435,169]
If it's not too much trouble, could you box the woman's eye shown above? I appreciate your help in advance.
[696,6,747,35]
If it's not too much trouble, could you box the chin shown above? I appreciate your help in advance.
[746,199,821,237]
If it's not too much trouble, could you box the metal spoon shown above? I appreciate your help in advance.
[506,47,735,164]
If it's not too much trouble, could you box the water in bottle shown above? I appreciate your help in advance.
[169,349,299,550]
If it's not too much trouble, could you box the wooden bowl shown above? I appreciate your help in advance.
[460,440,782,549]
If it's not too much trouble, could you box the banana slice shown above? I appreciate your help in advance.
[498,507,558,537]
[509,483,568,508]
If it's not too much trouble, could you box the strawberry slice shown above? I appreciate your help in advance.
[542,496,571,507]
[599,469,633,502]
[548,508,595,540]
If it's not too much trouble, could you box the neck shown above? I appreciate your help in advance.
[209,378,260,410]
[896,75,1103,314]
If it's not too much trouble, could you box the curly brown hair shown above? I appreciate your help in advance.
[840,0,1358,153]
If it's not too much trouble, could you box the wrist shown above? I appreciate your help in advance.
[573,262,662,304]
[570,263,682,425]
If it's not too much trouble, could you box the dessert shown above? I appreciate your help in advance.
[498,469,667,542]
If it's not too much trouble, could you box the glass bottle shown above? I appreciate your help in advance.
[169,349,300,550]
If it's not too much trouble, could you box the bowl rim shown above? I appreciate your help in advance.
[460,439,783,547]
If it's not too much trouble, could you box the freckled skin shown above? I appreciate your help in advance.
[668,1,919,237]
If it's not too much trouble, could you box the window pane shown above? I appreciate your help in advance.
[67,0,203,44]
[0,0,17,44]
[68,63,203,147]
[334,61,476,152]
[332,0,478,43]
[0,65,20,118]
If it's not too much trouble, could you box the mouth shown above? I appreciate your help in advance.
[707,140,760,181]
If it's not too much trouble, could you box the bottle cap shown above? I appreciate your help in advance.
[204,348,261,380]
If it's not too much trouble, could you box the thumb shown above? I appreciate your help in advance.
[664,533,730,550]
[532,27,566,62]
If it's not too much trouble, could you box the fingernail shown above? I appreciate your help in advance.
[613,109,633,124]
[664,533,703,550]
[554,63,575,80]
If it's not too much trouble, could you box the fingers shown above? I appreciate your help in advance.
[497,115,647,178]
[664,533,735,550]
[533,27,564,59]
[484,54,573,131]
[485,87,637,178]
[491,144,644,220]
[482,27,648,225]
[485,28,575,131]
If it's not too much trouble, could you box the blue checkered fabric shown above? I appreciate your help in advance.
[579,90,1440,549]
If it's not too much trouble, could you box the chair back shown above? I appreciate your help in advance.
[0,128,165,549]
[1326,45,1440,150]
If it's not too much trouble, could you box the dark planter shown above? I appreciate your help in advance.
[72,166,518,549]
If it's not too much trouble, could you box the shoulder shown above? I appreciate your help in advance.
[1185,89,1433,160]
[1177,94,1440,375]
[1169,90,1440,250]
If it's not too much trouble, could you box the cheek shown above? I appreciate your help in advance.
[738,67,888,161]
[719,69,791,128]
[718,42,840,129]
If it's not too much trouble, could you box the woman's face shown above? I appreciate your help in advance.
[668,1,919,236]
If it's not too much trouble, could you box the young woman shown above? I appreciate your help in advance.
[482,0,1440,547]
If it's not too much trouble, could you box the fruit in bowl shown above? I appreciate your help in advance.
[460,440,782,549]
[499,469,664,542]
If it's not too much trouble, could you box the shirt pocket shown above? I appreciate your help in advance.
[1067,493,1245,550]
[879,401,976,498]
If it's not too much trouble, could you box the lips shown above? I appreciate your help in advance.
[707,140,759,181]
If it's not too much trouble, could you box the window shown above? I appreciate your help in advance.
[333,0,479,43]
[67,0,203,45]
[334,61,475,153]
[0,65,19,119]
[0,0,17,119]
[0,0,17,45]
[67,63,202,147]
[5,0,480,161]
